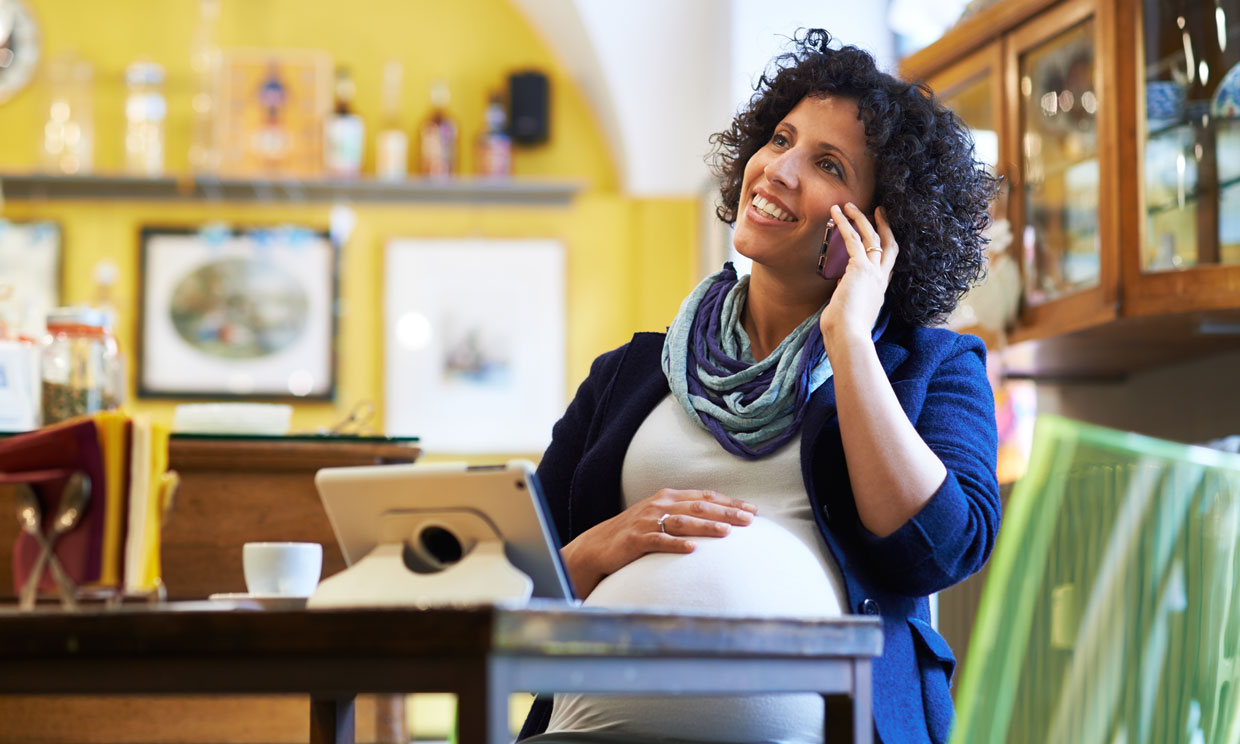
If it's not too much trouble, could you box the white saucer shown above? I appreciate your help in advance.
[207,592,308,610]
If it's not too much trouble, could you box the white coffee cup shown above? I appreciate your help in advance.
[243,542,323,597]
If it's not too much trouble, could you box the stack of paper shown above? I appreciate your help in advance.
[123,416,172,594]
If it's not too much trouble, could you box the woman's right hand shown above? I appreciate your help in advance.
[561,489,758,597]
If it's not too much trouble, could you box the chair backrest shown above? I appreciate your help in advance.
[952,414,1240,744]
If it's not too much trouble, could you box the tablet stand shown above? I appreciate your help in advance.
[307,508,534,608]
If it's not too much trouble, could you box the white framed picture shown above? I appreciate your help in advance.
[384,238,565,453]
[139,226,336,400]
[0,220,61,339]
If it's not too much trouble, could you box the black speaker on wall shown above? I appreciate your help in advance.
[508,71,550,145]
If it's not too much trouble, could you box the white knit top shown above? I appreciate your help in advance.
[546,395,846,743]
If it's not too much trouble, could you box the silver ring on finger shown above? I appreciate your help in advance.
[657,513,672,534]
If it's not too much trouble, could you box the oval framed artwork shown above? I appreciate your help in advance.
[138,225,336,400]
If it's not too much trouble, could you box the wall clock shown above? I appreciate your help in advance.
[0,0,40,105]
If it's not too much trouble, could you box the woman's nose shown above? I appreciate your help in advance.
[764,150,799,189]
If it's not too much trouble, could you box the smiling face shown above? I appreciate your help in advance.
[732,95,877,285]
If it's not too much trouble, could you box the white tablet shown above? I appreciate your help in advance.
[314,459,576,601]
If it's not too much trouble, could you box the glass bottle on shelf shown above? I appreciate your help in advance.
[40,306,124,426]
[188,0,221,174]
[420,79,458,178]
[1017,19,1100,306]
[1141,0,1240,271]
[124,60,167,176]
[41,53,94,175]
[324,67,365,179]
[375,60,408,181]
[476,92,511,178]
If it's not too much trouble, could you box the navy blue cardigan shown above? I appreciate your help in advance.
[519,315,1000,744]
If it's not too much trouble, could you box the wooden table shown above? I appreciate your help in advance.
[0,603,882,744]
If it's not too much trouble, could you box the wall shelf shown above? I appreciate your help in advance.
[0,172,582,206]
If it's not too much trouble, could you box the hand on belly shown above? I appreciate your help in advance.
[584,516,842,616]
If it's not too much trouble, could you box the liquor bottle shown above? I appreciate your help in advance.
[419,79,458,177]
[324,67,364,178]
[188,0,221,173]
[124,61,166,176]
[476,92,511,178]
[374,60,408,181]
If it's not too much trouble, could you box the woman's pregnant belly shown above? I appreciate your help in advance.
[586,515,842,617]
[547,518,842,743]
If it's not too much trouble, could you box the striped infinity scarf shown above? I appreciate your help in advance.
[661,263,833,459]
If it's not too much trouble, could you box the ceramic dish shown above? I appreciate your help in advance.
[173,403,293,435]
[1214,61,1240,118]
[207,592,308,610]
[1146,80,1185,121]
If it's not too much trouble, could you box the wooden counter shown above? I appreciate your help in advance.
[0,434,420,601]
[0,434,419,744]
[160,435,420,599]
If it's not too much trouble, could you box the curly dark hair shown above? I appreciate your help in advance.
[710,28,998,327]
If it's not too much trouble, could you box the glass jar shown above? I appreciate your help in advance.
[41,306,123,425]
[124,60,166,176]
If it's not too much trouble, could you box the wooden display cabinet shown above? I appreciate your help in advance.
[902,0,1240,379]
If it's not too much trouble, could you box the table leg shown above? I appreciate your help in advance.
[310,695,356,744]
[852,659,873,744]
[457,661,513,744]
[372,694,406,744]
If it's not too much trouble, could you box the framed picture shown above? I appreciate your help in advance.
[0,220,61,339]
[384,238,565,453]
[215,49,331,177]
[139,226,336,400]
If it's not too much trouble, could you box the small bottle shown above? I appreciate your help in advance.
[324,67,365,178]
[419,79,458,178]
[374,60,408,181]
[188,0,222,173]
[124,61,166,176]
[476,92,511,178]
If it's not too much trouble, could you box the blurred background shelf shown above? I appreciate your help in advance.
[0,172,582,206]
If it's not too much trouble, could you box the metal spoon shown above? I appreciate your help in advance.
[16,473,90,610]
[16,485,54,610]
[43,472,91,607]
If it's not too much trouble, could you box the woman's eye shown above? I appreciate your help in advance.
[819,159,842,176]
[771,132,789,147]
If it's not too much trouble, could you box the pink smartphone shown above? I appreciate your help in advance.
[817,221,851,280]
[816,212,876,280]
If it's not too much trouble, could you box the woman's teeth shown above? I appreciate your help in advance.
[752,194,795,222]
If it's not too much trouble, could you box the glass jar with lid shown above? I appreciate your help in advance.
[41,306,124,425]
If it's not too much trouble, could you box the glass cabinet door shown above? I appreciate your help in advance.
[1141,0,1240,272]
[929,44,1010,344]
[1016,18,1101,307]
[936,53,1002,175]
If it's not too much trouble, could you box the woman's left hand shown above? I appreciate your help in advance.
[819,203,899,356]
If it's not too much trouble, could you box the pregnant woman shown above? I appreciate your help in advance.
[519,28,1001,744]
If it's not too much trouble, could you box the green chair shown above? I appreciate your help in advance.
[952,415,1240,744]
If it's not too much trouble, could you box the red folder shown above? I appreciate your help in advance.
[0,418,108,595]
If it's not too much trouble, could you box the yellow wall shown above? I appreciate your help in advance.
[0,0,699,446]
